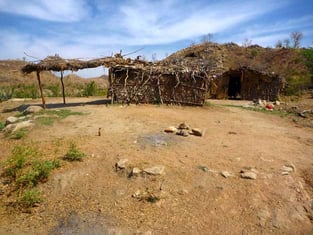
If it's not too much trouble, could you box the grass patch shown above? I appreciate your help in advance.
[63,143,86,161]
[9,127,29,139]
[18,189,42,208]
[1,144,62,209]
[34,109,86,126]
[35,116,57,126]
[16,159,60,188]
[0,121,4,131]
[3,145,39,179]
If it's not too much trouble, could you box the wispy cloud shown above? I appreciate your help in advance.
[0,0,89,22]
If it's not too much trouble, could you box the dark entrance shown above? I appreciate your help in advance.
[228,74,241,99]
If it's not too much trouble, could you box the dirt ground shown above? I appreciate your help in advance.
[0,97,313,235]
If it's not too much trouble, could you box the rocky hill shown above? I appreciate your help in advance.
[165,42,309,77]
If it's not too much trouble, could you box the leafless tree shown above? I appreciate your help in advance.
[151,53,157,62]
[275,40,283,48]
[283,39,290,48]
[201,33,214,43]
[242,38,252,47]
[290,32,303,48]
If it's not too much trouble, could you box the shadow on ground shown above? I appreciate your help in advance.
[1,99,112,113]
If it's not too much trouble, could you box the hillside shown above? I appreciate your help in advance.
[0,60,108,100]
[164,43,312,98]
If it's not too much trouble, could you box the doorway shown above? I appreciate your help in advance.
[228,74,241,99]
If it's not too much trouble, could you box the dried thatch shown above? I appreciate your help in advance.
[21,55,149,74]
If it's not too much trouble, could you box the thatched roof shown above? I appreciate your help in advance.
[21,55,151,74]
[21,55,210,75]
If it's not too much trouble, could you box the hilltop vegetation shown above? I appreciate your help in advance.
[166,42,313,96]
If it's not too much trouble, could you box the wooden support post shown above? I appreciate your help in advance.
[60,71,66,104]
[36,71,46,109]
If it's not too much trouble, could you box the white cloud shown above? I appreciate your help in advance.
[0,0,89,22]
[109,0,289,45]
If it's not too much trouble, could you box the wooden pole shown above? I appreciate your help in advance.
[36,71,46,109]
[60,71,66,104]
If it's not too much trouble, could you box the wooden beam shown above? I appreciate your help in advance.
[60,71,66,104]
[36,71,46,109]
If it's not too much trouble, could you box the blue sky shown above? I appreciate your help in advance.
[0,0,313,77]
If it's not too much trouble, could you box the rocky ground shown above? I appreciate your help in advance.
[0,97,312,234]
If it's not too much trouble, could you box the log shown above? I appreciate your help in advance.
[36,71,46,109]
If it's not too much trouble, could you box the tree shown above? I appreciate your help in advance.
[283,39,290,48]
[290,32,303,48]
[242,38,252,47]
[151,53,157,62]
[201,33,214,43]
[275,40,283,48]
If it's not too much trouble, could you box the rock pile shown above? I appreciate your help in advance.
[164,122,205,137]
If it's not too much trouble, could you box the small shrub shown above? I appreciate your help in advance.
[9,128,28,139]
[18,189,42,207]
[83,81,97,97]
[0,121,4,131]
[63,143,86,161]
[16,159,60,187]
[3,145,38,179]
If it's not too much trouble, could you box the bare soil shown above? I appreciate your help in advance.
[0,97,313,234]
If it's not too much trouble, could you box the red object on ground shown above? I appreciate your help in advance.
[265,104,274,110]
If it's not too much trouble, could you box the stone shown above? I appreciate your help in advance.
[284,163,296,173]
[132,167,142,175]
[240,171,257,180]
[275,100,281,106]
[143,165,165,175]
[23,105,43,115]
[257,209,271,227]
[164,126,177,133]
[177,122,189,130]
[3,120,34,133]
[191,128,204,137]
[281,166,294,173]
[116,159,128,169]
[5,116,18,126]
[221,171,232,178]
[176,129,189,137]
[281,171,289,175]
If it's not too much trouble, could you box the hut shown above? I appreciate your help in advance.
[108,65,208,106]
[209,66,284,100]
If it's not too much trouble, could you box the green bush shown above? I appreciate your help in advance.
[0,121,4,130]
[3,145,38,179]
[47,84,60,97]
[13,84,39,99]
[18,189,42,207]
[302,48,313,74]
[9,128,29,139]
[63,143,86,161]
[285,75,312,96]
[16,159,60,187]
[83,81,97,97]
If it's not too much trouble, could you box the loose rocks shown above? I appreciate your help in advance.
[23,106,43,115]
[164,126,177,133]
[132,167,142,176]
[176,129,189,137]
[191,128,204,137]
[5,116,18,126]
[116,159,128,169]
[240,170,257,180]
[143,166,165,175]
[221,171,232,178]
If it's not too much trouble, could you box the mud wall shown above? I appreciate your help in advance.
[108,67,208,106]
